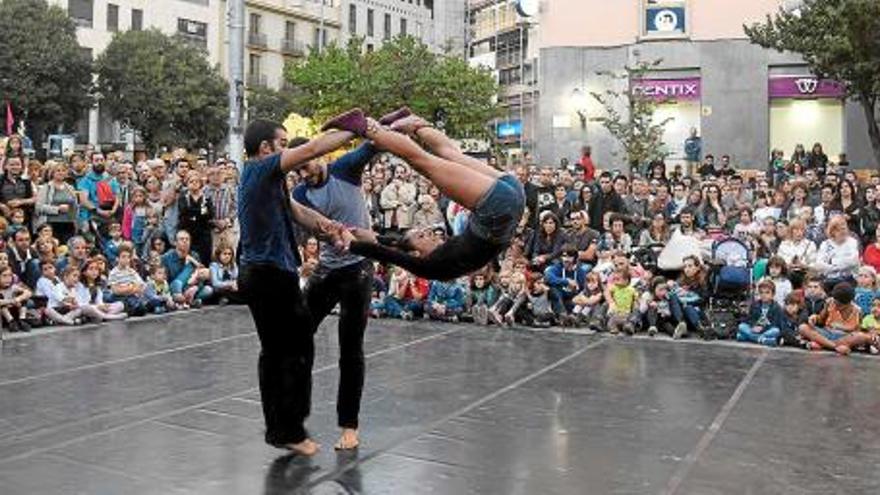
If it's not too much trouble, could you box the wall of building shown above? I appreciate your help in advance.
[536,40,875,170]
[342,0,434,51]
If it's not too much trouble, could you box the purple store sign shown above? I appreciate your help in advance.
[769,77,845,99]
[631,78,701,101]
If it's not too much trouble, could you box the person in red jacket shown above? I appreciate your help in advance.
[863,225,880,273]
[579,146,596,183]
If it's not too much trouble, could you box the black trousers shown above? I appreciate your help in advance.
[240,264,314,445]
[306,260,373,429]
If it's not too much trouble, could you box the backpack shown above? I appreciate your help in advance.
[96,180,116,210]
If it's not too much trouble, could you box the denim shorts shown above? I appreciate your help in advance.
[467,174,526,245]
[817,327,847,341]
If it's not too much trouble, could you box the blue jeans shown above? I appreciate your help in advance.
[548,287,576,315]
[468,174,526,245]
[737,323,780,346]
[379,296,423,318]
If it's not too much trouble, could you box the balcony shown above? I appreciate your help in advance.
[281,38,305,57]
[248,32,267,49]
[247,74,268,88]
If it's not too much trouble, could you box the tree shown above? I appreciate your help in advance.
[0,0,93,146]
[590,59,673,173]
[745,0,880,167]
[95,29,227,152]
[285,36,500,139]
[247,86,297,123]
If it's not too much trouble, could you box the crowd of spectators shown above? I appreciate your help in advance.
[3,131,880,358]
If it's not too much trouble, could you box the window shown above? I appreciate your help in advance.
[400,18,407,36]
[366,43,374,52]
[642,0,687,38]
[383,13,391,40]
[313,27,328,48]
[349,4,357,34]
[367,9,374,37]
[106,4,118,31]
[285,21,296,41]
[249,13,261,34]
[177,18,208,48]
[131,9,143,31]
[249,54,261,76]
[68,0,94,28]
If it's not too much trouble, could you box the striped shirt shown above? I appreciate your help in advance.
[205,184,236,222]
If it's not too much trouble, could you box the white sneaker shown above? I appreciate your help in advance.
[673,322,687,339]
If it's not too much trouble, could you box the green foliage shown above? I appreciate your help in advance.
[95,29,227,152]
[745,0,880,166]
[590,59,673,172]
[285,36,500,139]
[246,86,297,124]
[0,0,93,139]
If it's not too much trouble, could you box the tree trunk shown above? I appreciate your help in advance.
[859,95,880,170]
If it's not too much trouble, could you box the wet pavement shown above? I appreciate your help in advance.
[1,307,878,494]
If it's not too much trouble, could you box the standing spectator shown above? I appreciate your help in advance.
[0,154,36,227]
[35,161,79,245]
[411,194,444,230]
[77,154,120,236]
[698,154,716,178]
[151,159,180,246]
[379,163,417,232]
[122,187,150,255]
[114,161,136,215]
[578,145,596,182]
[589,172,624,232]
[204,166,238,251]
[177,174,215,266]
[684,128,702,177]
[533,167,557,220]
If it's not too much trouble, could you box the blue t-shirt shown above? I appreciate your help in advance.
[238,154,301,274]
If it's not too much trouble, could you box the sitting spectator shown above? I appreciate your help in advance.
[737,279,784,347]
[0,266,32,332]
[566,210,599,265]
[572,271,606,329]
[375,268,428,320]
[103,222,124,266]
[640,275,687,338]
[600,215,632,253]
[490,272,527,326]
[525,212,565,271]
[7,228,39,289]
[853,266,878,317]
[36,261,77,326]
[425,278,466,323]
[57,236,90,273]
[53,266,125,323]
[210,244,242,305]
[161,230,213,308]
[764,256,793,307]
[82,259,127,320]
[604,270,639,335]
[860,298,880,353]
[674,255,708,338]
[779,292,808,347]
[301,236,320,265]
[799,282,873,355]
[543,245,588,320]
[521,276,556,328]
[639,212,671,247]
[145,265,176,314]
[467,272,498,326]
[814,216,859,291]
[108,243,150,317]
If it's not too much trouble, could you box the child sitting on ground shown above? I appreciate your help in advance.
[108,243,150,317]
[640,275,687,338]
[604,270,640,335]
[521,276,556,328]
[799,282,873,355]
[737,279,784,347]
[81,259,127,321]
[779,292,808,347]
[571,271,606,330]
[0,266,32,332]
[145,265,176,314]
[489,272,527,326]
[764,256,793,307]
[859,298,880,354]
[425,278,467,323]
[36,261,75,326]
[853,266,878,318]
[467,272,499,326]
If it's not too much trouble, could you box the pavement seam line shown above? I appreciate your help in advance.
[0,327,461,465]
[304,336,609,492]
[661,348,769,495]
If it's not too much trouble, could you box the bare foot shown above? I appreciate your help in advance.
[284,438,320,456]
[334,428,360,450]
[806,341,822,351]
[390,115,430,135]
[834,344,851,356]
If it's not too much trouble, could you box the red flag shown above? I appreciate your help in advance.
[4,102,12,136]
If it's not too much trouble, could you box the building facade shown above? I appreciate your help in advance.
[536,0,876,170]
[467,0,538,160]
[52,0,224,146]
[341,0,442,52]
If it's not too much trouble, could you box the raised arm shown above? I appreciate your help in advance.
[280,130,356,174]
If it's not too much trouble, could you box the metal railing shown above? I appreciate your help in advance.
[280,38,305,56]
[246,73,268,88]
[247,32,267,48]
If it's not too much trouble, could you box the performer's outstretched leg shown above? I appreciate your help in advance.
[323,109,494,210]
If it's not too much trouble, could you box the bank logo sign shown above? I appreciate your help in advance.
[645,5,686,35]
[795,78,819,94]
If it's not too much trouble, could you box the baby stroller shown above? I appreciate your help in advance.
[706,236,753,339]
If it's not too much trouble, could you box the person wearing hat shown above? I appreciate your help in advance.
[799,282,874,355]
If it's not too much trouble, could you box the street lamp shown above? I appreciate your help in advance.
[571,87,589,129]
